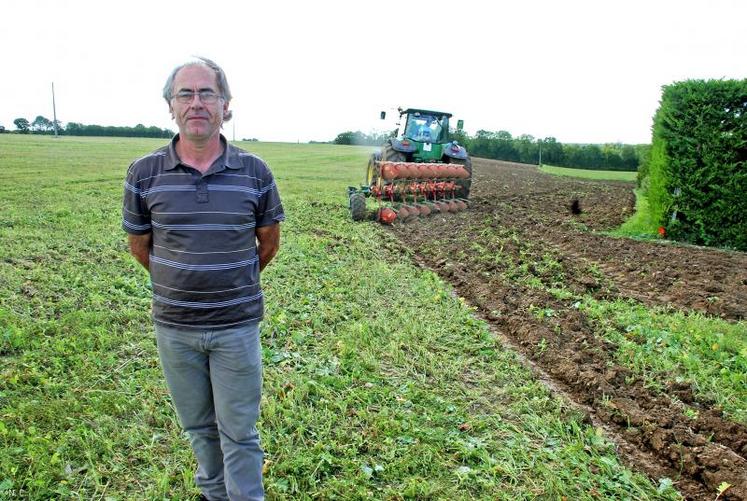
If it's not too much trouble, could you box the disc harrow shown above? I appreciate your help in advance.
[347,107,472,224]
[361,161,470,225]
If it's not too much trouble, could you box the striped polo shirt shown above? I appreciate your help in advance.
[122,135,285,329]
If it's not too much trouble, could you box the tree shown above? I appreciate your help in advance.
[496,130,513,141]
[14,118,30,133]
[621,144,639,170]
[333,130,384,145]
[580,144,604,168]
[31,115,52,133]
[494,131,518,161]
[564,144,583,167]
[450,127,468,145]
[467,130,497,158]
[474,129,497,140]
[334,131,355,145]
[601,143,623,169]
[65,122,83,135]
[515,134,537,164]
[540,137,564,165]
[463,129,519,162]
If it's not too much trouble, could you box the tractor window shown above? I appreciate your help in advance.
[405,114,446,143]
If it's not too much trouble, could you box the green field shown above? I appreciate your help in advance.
[540,164,638,182]
[0,135,681,499]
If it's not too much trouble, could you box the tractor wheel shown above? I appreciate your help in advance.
[383,145,406,163]
[451,156,472,199]
[349,192,367,221]
[366,155,379,186]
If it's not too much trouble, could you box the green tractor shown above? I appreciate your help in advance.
[349,107,472,223]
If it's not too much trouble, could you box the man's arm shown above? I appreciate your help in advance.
[128,233,152,271]
[256,223,280,272]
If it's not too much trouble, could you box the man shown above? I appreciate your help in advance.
[122,57,284,501]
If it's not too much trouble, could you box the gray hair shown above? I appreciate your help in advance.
[163,56,233,122]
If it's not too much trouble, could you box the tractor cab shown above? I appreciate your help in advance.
[383,107,466,163]
[403,110,450,144]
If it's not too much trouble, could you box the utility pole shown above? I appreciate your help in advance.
[51,82,59,138]
[538,138,542,166]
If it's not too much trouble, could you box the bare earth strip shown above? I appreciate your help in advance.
[388,158,747,500]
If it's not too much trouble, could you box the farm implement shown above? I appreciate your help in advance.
[348,107,472,224]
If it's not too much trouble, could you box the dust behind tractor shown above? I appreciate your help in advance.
[348,107,472,224]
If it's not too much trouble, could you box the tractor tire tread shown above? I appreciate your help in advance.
[350,193,367,221]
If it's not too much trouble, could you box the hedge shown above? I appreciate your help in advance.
[646,79,747,250]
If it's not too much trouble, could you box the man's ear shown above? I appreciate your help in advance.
[169,104,174,119]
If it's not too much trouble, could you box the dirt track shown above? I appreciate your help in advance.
[389,158,747,500]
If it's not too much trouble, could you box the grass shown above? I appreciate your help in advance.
[611,188,661,239]
[540,164,637,182]
[0,135,682,499]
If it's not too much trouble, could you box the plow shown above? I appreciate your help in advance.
[348,107,472,224]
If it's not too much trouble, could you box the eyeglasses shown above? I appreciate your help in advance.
[172,91,223,104]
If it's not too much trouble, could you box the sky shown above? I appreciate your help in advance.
[1,0,745,145]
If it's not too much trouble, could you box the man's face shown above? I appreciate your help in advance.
[169,64,228,142]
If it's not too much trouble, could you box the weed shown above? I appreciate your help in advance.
[537,338,549,355]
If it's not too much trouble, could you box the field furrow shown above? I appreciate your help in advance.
[390,158,747,500]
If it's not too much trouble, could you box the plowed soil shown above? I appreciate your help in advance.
[388,158,747,500]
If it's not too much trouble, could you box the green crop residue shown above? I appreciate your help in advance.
[581,299,746,423]
[0,135,679,499]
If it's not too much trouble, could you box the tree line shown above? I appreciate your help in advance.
[461,130,644,171]
[6,116,173,138]
[334,128,645,171]
[333,130,392,146]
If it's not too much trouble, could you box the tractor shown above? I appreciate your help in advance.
[348,107,472,224]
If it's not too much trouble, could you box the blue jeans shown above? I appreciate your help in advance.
[155,322,264,501]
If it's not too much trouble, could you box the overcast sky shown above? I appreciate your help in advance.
[2,0,745,144]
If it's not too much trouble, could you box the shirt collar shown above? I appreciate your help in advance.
[164,134,242,171]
